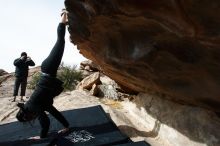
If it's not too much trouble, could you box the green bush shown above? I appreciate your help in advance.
[27,63,83,91]
[57,64,83,91]
[27,72,41,89]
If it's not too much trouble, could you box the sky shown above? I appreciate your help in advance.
[0,0,86,73]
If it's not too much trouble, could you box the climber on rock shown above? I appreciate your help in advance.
[16,9,70,139]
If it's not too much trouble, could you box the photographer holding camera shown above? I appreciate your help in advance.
[13,52,35,102]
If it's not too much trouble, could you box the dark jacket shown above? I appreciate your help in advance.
[25,74,64,113]
[14,58,35,77]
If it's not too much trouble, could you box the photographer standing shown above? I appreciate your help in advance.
[13,52,35,102]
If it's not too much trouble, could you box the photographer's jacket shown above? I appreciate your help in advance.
[14,58,35,77]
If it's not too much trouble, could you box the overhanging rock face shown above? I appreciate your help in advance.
[65,0,220,112]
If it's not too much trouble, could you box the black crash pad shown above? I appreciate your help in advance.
[49,105,132,146]
[0,105,131,146]
[0,105,150,146]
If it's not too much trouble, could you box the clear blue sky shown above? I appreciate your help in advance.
[0,0,86,72]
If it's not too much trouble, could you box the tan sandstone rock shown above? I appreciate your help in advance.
[76,72,101,90]
[65,0,220,112]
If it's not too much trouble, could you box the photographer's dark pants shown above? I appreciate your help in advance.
[13,77,27,96]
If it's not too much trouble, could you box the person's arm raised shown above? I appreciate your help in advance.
[26,57,35,66]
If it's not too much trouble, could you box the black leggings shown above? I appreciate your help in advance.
[41,23,66,77]
[38,105,69,138]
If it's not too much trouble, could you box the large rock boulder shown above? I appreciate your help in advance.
[77,72,124,100]
[97,75,121,100]
[0,69,9,87]
[80,60,100,72]
[0,69,8,76]
[65,0,220,112]
[122,92,220,146]
[76,72,101,90]
[79,60,101,78]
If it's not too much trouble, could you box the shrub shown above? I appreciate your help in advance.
[27,63,83,91]
[27,72,41,89]
[57,64,83,91]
